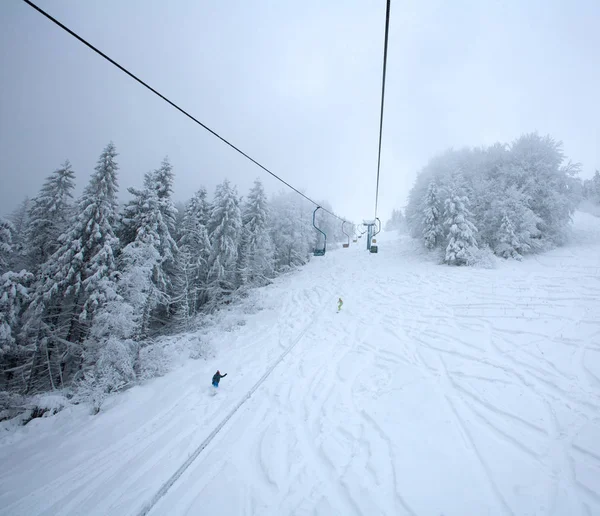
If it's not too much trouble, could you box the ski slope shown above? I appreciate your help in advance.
[1,212,600,516]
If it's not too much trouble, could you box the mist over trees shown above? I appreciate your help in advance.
[385,209,405,232]
[0,143,348,413]
[405,133,583,265]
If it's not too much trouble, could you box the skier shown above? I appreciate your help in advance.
[337,297,343,312]
[212,370,227,388]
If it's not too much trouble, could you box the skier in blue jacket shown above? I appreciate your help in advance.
[212,370,227,388]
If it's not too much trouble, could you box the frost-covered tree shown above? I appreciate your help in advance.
[495,213,520,260]
[37,142,120,343]
[118,159,178,334]
[489,186,542,258]
[422,181,444,250]
[507,133,579,245]
[8,198,32,272]
[146,158,178,302]
[406,134,582,262]
[206,180,242,304]
[584,170,600,204]
[26,161,75,270]
[269,192,313,270]
[443,180,478,266]
[0,270,34,390]
[118,189,168,340]
[239,179,274,287]
[173,188,212,324]
[0,218,14,274]
[146,157,178,246]
[0,271,33,348]
[21,143,119,391]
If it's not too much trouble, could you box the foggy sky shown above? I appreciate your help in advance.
[1,0,599,224]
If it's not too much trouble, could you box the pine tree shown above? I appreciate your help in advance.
[196,187,211,228]
[206,180,242,304]
[443,181,478,266]
[495,212,521,259]
[145,158,178,303]
[422,181,444,250]
[173,189,212,326]
[118,187,169,339]
[38,142,120,343]
[118,159,178,333]
[0,270,34,391]
[239,179,274,287]
[490,186,542,258]
[0,218,14,274]
[8,198,32,271]
[21,143,119,391]
[592,170,600,204]
[270,193,306,270]
[26,161,76,270]
[147,157,178,248]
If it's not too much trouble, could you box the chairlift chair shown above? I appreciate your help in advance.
[342,221,350,248]
[312,206,326,256]
[369,218,381,253]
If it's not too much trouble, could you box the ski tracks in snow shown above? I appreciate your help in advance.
[3,214,600,516]
[147,227,600,516]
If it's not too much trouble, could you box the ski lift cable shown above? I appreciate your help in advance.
[373,0,391,221]
[21,0,347,223]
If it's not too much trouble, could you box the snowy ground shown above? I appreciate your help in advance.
[1,212,600,516]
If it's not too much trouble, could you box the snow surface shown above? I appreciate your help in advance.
[1,212,600,516]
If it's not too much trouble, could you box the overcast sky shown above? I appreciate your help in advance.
[1,0,598,224]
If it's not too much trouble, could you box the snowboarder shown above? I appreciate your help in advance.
[337,297,343,312]
[212,370,227,388]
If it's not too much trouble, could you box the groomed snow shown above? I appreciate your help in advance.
[1,212,599,516]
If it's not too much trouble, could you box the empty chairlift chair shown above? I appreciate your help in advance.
[312,206,327,256]
[357,225,366,240]
[342,221,350,248]
[370,217,381,253]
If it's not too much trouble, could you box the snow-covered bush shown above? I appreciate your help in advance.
[135,341,170,381]
[77,337,137,414]
[468,245,497,269]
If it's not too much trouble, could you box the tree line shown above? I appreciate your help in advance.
[0,142,349,412]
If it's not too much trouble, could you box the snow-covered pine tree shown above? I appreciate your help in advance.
[422,181,444,250]
[206,180,242,305]
[173,188,212,326]
[591,170,600,204]
[197,187,212,227]
[443,178,478,265]
[0,218,14,274]
[118,160,178,334]
[239,179,274,288]
[145,158,178,304]
[8,198,32,272]
[118,186,169,340]
[495,212,521,259]
[31,142,120,388]
[269,192,311,270]
[0,270,34,391]
[489,186,542,258]
[26,161,75,271]
[147,157,178,246]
